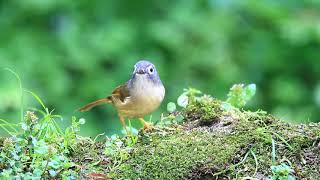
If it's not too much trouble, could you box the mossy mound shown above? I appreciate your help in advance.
[70,98,319,179]
[1,98,319,179]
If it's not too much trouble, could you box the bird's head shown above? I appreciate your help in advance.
[131,60,162,85]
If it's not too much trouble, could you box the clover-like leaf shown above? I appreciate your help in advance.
[33,139,48,155]
[167,102,177,113]
[177,93,188,108]
[244,84,256,100]
[78,118,86,125]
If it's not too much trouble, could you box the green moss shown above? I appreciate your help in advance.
[105,97,320,179]
[2,96,318,179]
[41,97,320,179]
[113,129,254,179]
[183,96,223,125]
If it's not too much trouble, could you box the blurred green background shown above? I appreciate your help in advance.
[1,0,320,136]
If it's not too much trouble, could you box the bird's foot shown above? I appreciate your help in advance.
[143,121,154,131]
[139,118,154,132]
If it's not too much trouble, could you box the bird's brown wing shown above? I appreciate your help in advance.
[110,83,130,102]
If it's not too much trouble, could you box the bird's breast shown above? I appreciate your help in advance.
[131,80,165,112]
[116,77,165,118]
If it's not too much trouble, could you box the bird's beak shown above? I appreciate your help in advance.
[135,68,145,75]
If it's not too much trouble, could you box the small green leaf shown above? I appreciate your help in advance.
[287,175,296,180]
[167,102,177,113]
[33,139,48,155]
[0,169,12,178]
[33,168,42,178]
[221,102,232,111]
[244,84,256,101]
[174,114,184,123]
[78,118,86,125]
[246,84,256,96]
[177,93,188,108]
[110,134,119,141]
[49,170,57,177]
[21,123,28,130]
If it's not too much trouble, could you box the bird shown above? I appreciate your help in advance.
[78,60,165,132]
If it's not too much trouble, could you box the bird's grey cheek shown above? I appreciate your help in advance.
[131,74,136,80]
[147,74,157,83]
[147,74,154,79]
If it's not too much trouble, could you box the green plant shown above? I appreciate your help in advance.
[0,70,83,179]
[154,100,184,127]
[0,109,81,179]
[177,88,203,108]
[226,84,256,108]
[268,163,295,180]
[63,117,86,151]
[103,134,138,177]
[160,84,256,126]
[267,133,296,180]
[157,112,184,127]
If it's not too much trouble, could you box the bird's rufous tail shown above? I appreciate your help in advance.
[78,97,112,112]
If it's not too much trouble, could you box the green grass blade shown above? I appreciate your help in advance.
[0,119,19,133]
[51,117,63,135]
[4,68,24,122]
[24,90,46,111]
[0,124,14,136]
[29,108,47,117]
[270,131,293,150]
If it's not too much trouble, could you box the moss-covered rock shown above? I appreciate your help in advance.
[68,97,320,179]
[1,98,319,179]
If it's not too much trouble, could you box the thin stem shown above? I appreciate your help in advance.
[250,149,258,176]
[212,149,251,177]
[272,138,276,165]
[269,131,293,150]
[4,68,24,122]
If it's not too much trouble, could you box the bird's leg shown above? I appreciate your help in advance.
[139,118,153,130]
[119,115,129,134]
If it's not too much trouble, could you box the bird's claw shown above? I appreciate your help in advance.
[143,122,154,131]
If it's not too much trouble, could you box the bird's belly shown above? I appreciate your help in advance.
[115,84,165,118]
[117,96,162,118]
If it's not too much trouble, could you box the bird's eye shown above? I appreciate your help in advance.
[149,67,154,74]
